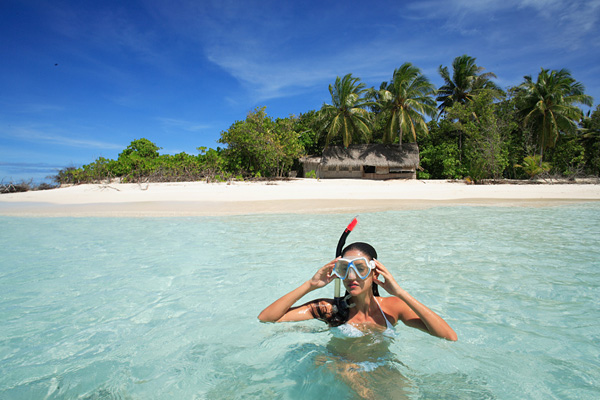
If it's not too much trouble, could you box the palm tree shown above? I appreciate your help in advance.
[437,55,503,114]
[319,74,373,147]
[517,68,593,163]
[375,63,438,145]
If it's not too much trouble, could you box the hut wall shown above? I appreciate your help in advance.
[320,165,362,178]
[362,171,416,180]
[321,165,416,179]
[302,161,321,178]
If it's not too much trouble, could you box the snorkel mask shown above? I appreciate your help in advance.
[333,257,375,280]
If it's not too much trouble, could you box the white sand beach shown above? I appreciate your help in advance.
[1,179,599,217]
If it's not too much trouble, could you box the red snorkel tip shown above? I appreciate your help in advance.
[346,216,358,232]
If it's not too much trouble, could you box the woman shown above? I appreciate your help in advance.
[258,242,457,341]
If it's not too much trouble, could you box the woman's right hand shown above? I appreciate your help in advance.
[259,258,338,323]
[308,258,338,289]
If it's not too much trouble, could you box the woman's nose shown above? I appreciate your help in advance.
[346,267,357,279]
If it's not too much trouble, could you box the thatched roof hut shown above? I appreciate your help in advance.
[303,143,419,179]
[322,143,419,168]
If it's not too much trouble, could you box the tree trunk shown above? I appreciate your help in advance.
[459,131,462,162]
[540,114,547,166]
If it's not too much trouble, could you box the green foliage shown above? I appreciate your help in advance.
[305,170,317,179]
[418,120,467,179]
[583,138,600,176]
[54,166,84,184]
[197,146,226,180]
[54,139,227,184]
[295,110,325,155]
[419,140,465,179]
[218,107,304,177]
[578,105,600,175]
[497,95,531,179]
[120,138,161,159]
[374,63,437,145]
[437,55,504,114]
[82,157,114,182]
[319,74,374,147]
[545,135,585,176]
[516,68,593,162]
[447,90,509,180]
[515,155,551,178]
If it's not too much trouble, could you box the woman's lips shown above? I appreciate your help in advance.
[346,281,360,289]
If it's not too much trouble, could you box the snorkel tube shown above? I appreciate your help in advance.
[334,216,358,298]
[324,215,358,327]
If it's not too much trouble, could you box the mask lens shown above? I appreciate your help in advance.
[353,259,370,277]
[334,259,350,278]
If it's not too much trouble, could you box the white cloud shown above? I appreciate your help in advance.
[406,0,599,46]
[2,126,123,150]
[156,117,212,132]
[146,0,600,103]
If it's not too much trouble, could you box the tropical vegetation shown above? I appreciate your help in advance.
[516,68,594,164]
[372,63,437,145]
[437,54,504,114]
[319,74,373,147]
[46,55,598,187]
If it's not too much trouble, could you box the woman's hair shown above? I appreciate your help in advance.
[342,242,377,260]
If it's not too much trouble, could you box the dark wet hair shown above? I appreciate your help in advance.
[342,242,377,260]
[342,242,380,297]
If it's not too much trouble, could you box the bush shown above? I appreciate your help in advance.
[515,155,551,178]
[546,135,585,176]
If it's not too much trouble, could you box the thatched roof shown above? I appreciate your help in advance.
[299,155,322,163]
[321,143,419,168]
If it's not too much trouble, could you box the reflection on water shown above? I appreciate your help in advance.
[328,326,395,364]
[279,338,414,400]
[320,330,415,399]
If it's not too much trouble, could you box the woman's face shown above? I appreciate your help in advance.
[341,249,373,296]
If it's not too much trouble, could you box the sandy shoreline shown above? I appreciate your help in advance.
[1,179,599,217]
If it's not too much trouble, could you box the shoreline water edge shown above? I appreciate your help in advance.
[1,179,599,217]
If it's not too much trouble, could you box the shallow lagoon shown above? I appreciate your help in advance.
[1,204,599,399]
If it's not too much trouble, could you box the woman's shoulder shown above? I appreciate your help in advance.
[377,296,408,313]
[377,295,401,304]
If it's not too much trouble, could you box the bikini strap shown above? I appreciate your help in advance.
[374,297,394,329]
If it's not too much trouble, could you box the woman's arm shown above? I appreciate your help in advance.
[373,260,458,341]
[257,259,337,323]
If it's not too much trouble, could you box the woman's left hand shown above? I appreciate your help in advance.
[372,259,402,296]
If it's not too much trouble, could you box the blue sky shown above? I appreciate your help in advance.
[2,0,599,183]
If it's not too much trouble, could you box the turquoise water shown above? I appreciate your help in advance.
[1,204,599,399]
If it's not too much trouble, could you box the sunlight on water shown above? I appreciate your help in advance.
[1,204,599,399]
